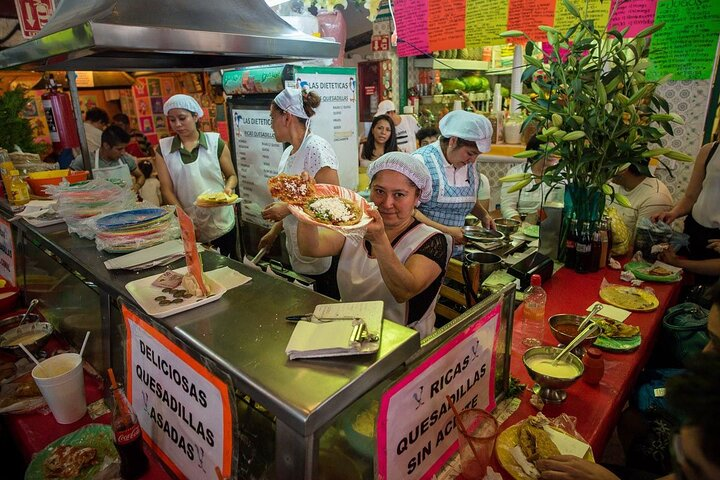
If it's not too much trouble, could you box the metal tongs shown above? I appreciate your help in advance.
[285,313,361,323]
[285,314,379,342]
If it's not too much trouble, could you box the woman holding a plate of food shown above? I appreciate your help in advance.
[412,110,496,254]
[260,87,341,298]
[294,152,451,338]
[154,95,239,258]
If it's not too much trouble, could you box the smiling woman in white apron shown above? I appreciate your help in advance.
[259,87,340,298]
[413,110,495,256]
[154,95,239,258]
[69,125,145,192]
[295,152,451,339]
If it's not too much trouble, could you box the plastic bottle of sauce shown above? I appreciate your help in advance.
[582,347,605,385]
[522,274,546,348]
[10,170,29,206]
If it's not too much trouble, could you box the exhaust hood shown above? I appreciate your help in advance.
[0,0,340,72]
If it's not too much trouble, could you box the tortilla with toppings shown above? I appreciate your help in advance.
[195,191,238,207]
[303,196,362,226]
[268,174,316,205]
[44,445,97,478]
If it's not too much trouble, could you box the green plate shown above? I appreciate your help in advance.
[624,262,681,283]
[522,225,540,238]
[594,334,642,352]
[25,424,119,480]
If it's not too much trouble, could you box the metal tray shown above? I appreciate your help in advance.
[463,225,505,242]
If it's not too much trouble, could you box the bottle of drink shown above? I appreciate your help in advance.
[575,221,592,273]
[598,220,609,269]
[522,274,546,348]
[605,216,614,263]
[564,218,577,269]
[10,169,29,206]
[108,368,148,479]
[590,222,601,273]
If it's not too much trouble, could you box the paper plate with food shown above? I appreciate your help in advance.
[599,285,659,312]
[624,261,682,283]
[125,267,227,318]
[592,317,642,351]
[194,191,240,208]
[496,414,593,480]
[25,424,120,480]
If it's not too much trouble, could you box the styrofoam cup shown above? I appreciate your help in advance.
[32,353,86,424]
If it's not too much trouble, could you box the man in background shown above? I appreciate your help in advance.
[375,99,419,153]
[112,113,153,158]
[73,107,109,156]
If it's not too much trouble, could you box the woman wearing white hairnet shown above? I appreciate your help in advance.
[296,153,451,338]
[155,94,239,258]
[260,87,340,298]
[413,110,495,254]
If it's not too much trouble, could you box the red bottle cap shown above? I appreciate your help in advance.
[586,347,602,358]
[530,274,541,286]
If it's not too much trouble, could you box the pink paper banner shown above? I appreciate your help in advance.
[608,0,659,37]
[395,0,430,57]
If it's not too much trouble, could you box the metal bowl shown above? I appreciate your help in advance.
[462,225,505,242]
[548,314,601,357]
[523,346,584,403]
[0,316,53,357]
[494,218,521,237]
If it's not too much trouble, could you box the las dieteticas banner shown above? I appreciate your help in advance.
[123,305,234,480]
[377,302,502,480]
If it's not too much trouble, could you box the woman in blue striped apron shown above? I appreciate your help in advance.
[414,110,495,255]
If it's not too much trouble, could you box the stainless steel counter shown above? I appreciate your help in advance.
[8,214,420,478]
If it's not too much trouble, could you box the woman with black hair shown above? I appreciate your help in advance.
[359,114,398,167]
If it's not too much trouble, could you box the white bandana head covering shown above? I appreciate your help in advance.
[374,99,397,117]
[163,94,204,118]
[439,110,493,153]
[273,88,311,120]
[367,152,433,203]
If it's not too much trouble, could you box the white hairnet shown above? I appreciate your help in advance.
[439,110,493,153]
[374,99,397,117]
[163,94,204,118]
[274,88,310,120]
[367,152,433,203]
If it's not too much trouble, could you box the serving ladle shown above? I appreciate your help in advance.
[19,299,39,325]
[553,323,599,366]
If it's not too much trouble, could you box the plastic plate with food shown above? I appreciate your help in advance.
[194,191,240,208]
[496,416,593,480]
[25,424,120,480]
[624,261,682,283]
[593,317,642,352]
[288,184,372,233]
[599,285,659,312]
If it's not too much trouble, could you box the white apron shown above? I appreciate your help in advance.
[278,137,331,275]
[336,223,451,338]
[159,133,234,243]
[92,150,133,188]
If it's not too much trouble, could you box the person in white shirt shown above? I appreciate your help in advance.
[374,99,419,153]
[137,160,162,206]
[610,163,673,245]
[73,107,108,157]
[500,135,564,222]
[260,87,340,298]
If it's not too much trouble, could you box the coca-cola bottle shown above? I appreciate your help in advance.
[108,368,148,479]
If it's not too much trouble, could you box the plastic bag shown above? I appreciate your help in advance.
[635,218,689,261]
[317,10,347,67]
[606,206,630,256]
[46,179,138,239]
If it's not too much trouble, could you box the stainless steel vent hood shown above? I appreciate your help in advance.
[0,0,340,72]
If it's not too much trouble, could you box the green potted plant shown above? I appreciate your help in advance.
[499,0,692,253]
[0,87,48,156]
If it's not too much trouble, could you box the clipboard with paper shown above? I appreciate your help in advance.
[285,301,384,360]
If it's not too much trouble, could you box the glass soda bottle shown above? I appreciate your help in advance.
[575,221,593,273]
[564,218,577,269]
[108,368,148,479]
[522,274,546,348]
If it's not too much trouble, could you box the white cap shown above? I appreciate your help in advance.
[163,94,203,118]
[367,152,433,203]
[439,110,493,153]
[273,87,310,120]
[374,99,397,117]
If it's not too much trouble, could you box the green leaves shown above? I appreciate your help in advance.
[634,23,665,39]
[513,150,540,159]
[506,178,533,193]
[561,131,587,141]
[499,172,533,182]
[664,151,695,162]
[499,30,525,38]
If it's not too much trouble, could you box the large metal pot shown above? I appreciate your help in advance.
[462,252,505,306]
[0,313,53,357]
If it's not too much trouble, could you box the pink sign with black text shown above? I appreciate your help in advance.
[377,302,502,480]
